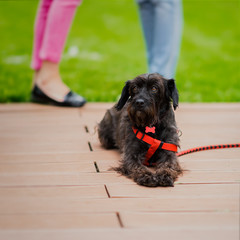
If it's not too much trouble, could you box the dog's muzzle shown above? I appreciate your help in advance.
[135,99,145,108]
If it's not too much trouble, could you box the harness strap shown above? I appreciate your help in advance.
[132,127,178,166]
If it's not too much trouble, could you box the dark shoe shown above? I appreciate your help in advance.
[31,85,86,107]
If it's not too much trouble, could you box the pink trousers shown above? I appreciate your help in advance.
[31,0,82,70]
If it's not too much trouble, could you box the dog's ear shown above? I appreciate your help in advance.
[116,81,130,111]
[166,79,179,110]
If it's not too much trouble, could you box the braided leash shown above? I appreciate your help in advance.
[177,143,240,157]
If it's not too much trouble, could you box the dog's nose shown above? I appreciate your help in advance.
[136,99,145,107]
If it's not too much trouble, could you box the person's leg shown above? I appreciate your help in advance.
[137,0,183,78]
[136,0,154,69]
[31,0,82,101]
[31,0,53,72]
[151,0,183,78]
[39,0,82,66]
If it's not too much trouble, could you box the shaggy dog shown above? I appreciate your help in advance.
[98,73,183,187]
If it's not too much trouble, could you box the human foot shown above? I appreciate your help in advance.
[33,61,70,102]
[31,61,86,107]
[31,85,86,107]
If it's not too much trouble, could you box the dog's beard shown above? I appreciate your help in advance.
[128,104,157,127]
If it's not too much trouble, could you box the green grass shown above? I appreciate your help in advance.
[0,0,239,103]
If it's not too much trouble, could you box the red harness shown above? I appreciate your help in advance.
[132,127,178,166]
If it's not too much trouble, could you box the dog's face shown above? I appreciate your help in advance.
[116,73,179,127]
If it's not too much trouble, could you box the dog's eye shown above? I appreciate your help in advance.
[132,86,138,94]
[151,86,158,93]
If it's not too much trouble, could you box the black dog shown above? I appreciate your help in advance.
[98,73,183,187]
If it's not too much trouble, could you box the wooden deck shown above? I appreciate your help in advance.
[0,103,239,240]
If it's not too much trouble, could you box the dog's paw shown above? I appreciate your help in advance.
[156,172,174,187]
[133,172,159,187]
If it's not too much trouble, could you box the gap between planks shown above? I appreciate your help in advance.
[84,125,101,173]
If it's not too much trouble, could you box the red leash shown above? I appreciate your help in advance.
[177,143,240,157]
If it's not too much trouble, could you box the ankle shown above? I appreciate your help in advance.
[35,61,61,87]
[41,61,60,73]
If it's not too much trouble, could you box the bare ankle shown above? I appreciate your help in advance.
[35,61,61,86]
[41,61,60,73]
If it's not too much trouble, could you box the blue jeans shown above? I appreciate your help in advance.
[136,0,183,78]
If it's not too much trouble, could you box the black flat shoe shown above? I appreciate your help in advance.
[31,85,86,107]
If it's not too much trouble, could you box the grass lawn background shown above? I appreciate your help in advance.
[0,0,239,103]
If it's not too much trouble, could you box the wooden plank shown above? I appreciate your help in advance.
[0,229,238,240]
[0,171,239,187]
[0,151,119,163]
[96,159,119,172]
[0,197,237,214]
[0,127,90,154]
[178,171,240,184]
[0,185,108,199]
[78,102,113,115]
[120,212,239,229]
[0,139,90,154]
[0,103,80,112]
[0,172,132,187]
[106,183,239,199]
[180,158,240,171]
[177,103,240,111]
[0,213,120,229]
[0,162,96,174]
